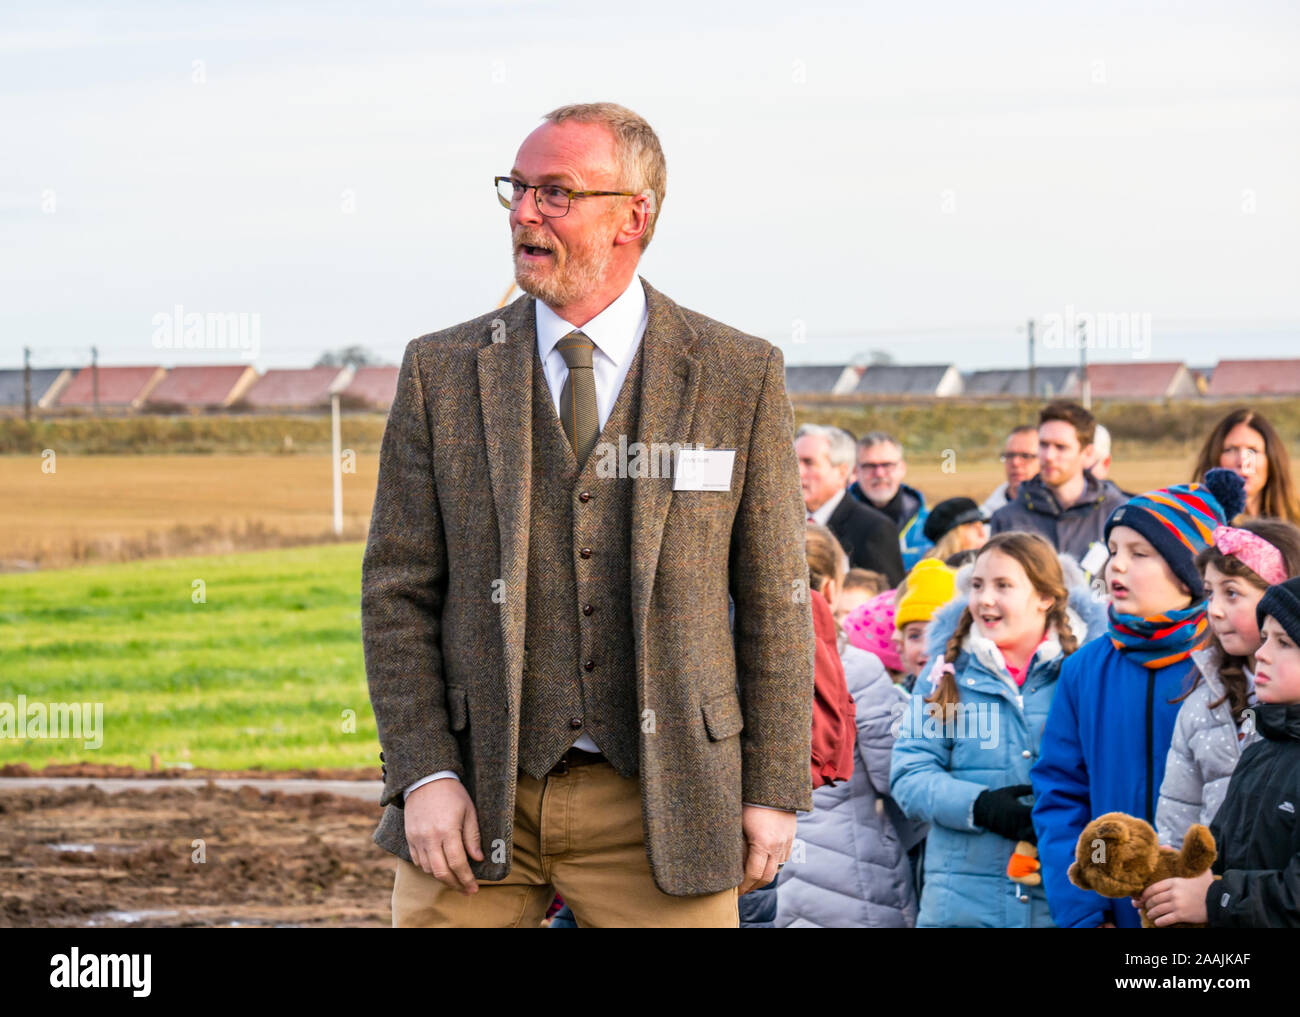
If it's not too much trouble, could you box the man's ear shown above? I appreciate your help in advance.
[613,194,651,248]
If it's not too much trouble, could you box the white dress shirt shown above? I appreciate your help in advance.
[404,276,648,801]
[809,486,845,526]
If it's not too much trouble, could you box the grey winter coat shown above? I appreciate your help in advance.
[775,644,927,927]
[1156,647,1260,849]
[988,472,1126,567]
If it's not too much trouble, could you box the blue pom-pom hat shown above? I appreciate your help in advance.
[1103,467,1247,596]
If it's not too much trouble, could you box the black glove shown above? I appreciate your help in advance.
[973,784,1036,844]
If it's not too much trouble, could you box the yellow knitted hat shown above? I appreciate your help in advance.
[895,558,957,629]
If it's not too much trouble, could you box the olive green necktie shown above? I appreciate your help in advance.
[557,330,600,466]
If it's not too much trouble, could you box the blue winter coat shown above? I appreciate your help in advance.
[889,574,1106,928]
[1030,635,1196,928]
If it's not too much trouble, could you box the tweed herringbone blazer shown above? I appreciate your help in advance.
[361,277,815,896]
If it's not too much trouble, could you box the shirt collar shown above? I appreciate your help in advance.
[812,486,846,525]
[535,275,647,365]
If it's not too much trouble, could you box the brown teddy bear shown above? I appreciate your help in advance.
[1068,813,1216,928]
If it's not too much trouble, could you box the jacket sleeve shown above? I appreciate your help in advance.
[361,339,460,808]
[857,668,904,798]
[729,345,816,812]
[1207,851,1300,928]
[1155,703,1202,850]
[863,517,905,587]
[1030,662,1108,928]
[988,504,1009,536]
[889,687,986,831]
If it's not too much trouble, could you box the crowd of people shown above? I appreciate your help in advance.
[762,402,1300,928]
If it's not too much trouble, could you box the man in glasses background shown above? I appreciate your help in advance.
[362,102,815,927]
[847,431,932,572]
[980,424,1041,517]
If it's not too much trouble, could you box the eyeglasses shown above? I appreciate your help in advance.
[495,176,640,218]
[1000,452,1038,463]
[858,461,900,473]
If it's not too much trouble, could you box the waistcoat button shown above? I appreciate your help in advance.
[1022,749,1032,759]
[584,660,596,672]
[579,547,592,559]
[570,718,583,729]
[583,603,594,616]
[578,491,591,503]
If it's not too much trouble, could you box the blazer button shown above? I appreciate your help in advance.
[578,491,591,503]
[584,660,596,672]
[570,718,583,730]
[583,603,594,616]
[1022,750,1032,759]
[579,547,592,559]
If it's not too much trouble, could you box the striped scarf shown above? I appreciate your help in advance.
[1107,600,1208,669]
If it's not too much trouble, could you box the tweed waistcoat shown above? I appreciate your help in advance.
[518,337,646,779]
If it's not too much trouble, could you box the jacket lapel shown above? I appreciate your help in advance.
[630,279,700,635]
[478,296,536,710]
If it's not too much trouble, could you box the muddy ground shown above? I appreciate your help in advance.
[0,782,396,927]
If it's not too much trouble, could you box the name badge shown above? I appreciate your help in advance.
[1079,541,1108,577]
[673,448,736,491]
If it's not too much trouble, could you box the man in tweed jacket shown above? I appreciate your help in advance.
[362,102,815,927]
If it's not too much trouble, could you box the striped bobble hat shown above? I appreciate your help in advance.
[1103,467,1246,596]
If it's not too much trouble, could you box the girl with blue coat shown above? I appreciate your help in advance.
[890,532,1106,927]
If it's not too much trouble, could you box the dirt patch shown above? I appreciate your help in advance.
[0,783,395,927]
[0,762,380,781]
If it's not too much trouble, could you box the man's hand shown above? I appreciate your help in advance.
[1138,871,1214,926]
[738,805,796,896]
[404,778,484,894]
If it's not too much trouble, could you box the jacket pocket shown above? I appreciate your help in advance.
[446,686,469,732]
[702,693,744,741]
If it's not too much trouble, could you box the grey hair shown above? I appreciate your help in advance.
[542,102,667,250]
[859,430,904,459]
[796,423,856,468]
[1093,423,1111,458]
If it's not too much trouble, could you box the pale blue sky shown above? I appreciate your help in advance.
[3,0,1297,372]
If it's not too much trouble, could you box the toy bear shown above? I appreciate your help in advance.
[1068,812,1216,928]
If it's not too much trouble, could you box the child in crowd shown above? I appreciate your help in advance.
[844,589,907,684]
[1158,519,1300,848]
[1032,468,1246,928]
[1140,575,1300,927]
[775,526,925,927]
[894,558,957,693]
[833,568,889,628]
[890,532,1105,927]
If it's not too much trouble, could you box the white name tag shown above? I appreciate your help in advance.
[673,448,736,491]
[1080,541,1108,577]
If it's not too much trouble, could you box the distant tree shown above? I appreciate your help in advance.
[868,349,894,365]
[315,346,386,368]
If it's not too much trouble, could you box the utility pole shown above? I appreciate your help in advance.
[91,345,100,415]
[331,393,343,536]
[1026,318,1037,414]
[23,346,32,423]
[1078,319,1091,409]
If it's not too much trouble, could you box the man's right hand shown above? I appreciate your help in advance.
[404,778,483,894]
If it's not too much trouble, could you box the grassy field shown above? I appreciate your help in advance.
[0,450,1206,771]
[1,543,375,770]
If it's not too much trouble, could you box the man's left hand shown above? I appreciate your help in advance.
[738,805,797,896]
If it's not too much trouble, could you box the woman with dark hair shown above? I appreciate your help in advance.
[1192,408,1300,525]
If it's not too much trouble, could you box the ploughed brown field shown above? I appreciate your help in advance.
[0,452,1197,569]
[0,782,394,927]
